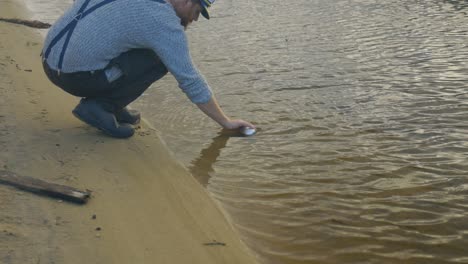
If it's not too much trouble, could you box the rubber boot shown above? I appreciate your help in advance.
[72,99,135,138]
[115,107,141,125]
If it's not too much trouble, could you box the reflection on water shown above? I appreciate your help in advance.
[189,133,227,187]
[189,131,242,187]
[23,0,468,263]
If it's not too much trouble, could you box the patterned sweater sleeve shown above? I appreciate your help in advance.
[131,4,213,104]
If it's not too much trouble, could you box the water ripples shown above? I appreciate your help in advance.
[197,2,468,263]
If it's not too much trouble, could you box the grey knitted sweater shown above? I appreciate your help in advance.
[42,0,212,104]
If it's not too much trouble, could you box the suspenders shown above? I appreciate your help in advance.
[42,0,118,73]
[42,0,166,73]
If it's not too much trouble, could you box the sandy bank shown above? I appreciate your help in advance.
[0,1,259,263]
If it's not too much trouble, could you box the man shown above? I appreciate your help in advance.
[42,0,255,138]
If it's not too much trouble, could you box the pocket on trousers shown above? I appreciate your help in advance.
[104,65,124,83]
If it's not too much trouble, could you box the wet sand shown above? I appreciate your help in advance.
[0,1,258,263]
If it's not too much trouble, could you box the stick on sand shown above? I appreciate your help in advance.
[0,18,51,29]
[0,170,91,204]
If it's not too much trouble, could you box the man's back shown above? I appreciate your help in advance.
[43,0,179,73]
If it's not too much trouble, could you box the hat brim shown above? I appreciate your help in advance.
[201,8,210,19]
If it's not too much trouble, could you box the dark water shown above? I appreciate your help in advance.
[24,0,468,263]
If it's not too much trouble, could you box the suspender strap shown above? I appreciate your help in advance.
[43,0,91,60]
[57,23,78,70]
[81,0,117,18]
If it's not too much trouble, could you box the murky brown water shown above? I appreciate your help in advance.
[23,0,468,263]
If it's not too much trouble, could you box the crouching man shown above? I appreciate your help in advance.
[42,0,255,138]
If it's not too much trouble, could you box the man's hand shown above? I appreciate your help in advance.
[196,97,255,131]
[222,119,255,130]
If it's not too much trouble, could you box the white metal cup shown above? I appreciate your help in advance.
[240,127,256,136]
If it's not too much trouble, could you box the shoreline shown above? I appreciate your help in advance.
[0,1,259,263]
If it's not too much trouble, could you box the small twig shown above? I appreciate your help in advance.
[203,240,226,246]
[0,18,51,29]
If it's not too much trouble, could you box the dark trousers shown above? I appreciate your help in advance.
[42,49,168,112]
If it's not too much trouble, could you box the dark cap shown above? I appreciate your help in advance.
[200,0,215,19]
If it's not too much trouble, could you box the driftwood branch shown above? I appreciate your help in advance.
[0,170,90,204]
[0,18,51,29]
